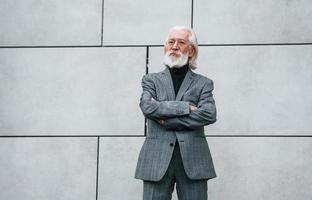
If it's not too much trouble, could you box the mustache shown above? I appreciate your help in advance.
[166,51,182,56]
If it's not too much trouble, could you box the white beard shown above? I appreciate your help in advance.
[163,52,189,68]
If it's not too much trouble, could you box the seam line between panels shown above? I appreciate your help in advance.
[1,43,312,48]
[95,136,100,200]
[191,0,194,28]
[144,46,150,137]
[0,135,146,138]
[0,135,311,138]
[100,0,105,46]
[146,46,149,74]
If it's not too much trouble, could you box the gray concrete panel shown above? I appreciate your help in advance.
[208,137,312,200]
[98,137,312,199]
[98,137,144,200]
[149,46,312,135]
[0,137,97,200]
[0,47,145,135]
[194,0,312,44]
[103,0,191,45]
[0,0,102,46]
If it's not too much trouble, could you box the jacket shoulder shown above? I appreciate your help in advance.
[142,71,164,82]
[191,71,214,85]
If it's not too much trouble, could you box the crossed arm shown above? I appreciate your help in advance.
[139,74,217,130]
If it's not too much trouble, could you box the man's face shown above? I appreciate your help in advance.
[164,29,195,61]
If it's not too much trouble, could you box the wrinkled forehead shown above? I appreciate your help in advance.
[167,29,190,41]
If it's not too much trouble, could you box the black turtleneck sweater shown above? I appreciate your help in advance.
[167,64,189,97]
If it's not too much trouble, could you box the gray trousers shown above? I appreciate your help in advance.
[143,140,208,200]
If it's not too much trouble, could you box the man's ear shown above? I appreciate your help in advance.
[188,46,195,58]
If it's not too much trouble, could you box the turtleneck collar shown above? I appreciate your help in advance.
[166,63,189,97]
[166,63,189,74]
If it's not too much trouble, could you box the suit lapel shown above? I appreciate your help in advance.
[175,68,195,101]
[161,67,176,101]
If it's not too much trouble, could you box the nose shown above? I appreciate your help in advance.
[172,41,179,50]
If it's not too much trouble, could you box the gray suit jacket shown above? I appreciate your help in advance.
[135,66,217,181]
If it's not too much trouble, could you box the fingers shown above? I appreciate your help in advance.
[190,105,198,112]
[156,119,164,124]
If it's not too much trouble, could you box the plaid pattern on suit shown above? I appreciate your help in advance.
[135,67,217,182]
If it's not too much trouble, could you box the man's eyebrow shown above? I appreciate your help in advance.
[168,38,188,41]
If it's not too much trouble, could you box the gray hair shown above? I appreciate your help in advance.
[165,26,199,70]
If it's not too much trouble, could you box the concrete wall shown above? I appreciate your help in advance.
[0,0,311,199]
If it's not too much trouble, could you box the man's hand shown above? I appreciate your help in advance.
[156,119,165,124]
[156,104,197,125]
[189,105,198,112]
[151,100,196,124]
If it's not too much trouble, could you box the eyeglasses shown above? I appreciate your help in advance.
[166,39,190,48]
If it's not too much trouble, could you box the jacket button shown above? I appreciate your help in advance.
[170,143,174,147]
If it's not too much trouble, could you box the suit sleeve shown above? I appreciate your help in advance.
[161,79,217,130]
[139,74,190,119]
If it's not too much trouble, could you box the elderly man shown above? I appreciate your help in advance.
[135,26,217,200]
